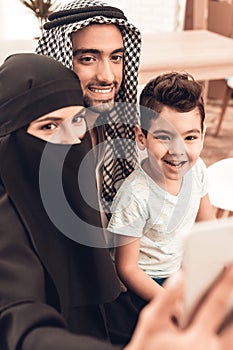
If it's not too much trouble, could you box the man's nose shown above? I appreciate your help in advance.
[96,59,114,83]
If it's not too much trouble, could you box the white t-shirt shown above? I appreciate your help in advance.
[108,157,208,278]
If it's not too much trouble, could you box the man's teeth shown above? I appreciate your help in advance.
[90,87,112,93]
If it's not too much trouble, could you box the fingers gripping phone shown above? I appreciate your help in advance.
[181,217,233,328]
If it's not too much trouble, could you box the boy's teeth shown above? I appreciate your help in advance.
[164,160,184,167]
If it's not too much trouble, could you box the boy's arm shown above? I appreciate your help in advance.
[195,193,216,221]
[115,235,164,301]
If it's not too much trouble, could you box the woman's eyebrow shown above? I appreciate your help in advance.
[72,108,86,119]
[33,116,63,124]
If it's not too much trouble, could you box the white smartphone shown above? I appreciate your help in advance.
[181,217,233,328]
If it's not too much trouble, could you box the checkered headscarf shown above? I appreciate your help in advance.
[36,0,141,214]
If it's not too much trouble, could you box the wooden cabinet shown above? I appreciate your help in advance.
[185,0,233,98]
[208,1,233,98]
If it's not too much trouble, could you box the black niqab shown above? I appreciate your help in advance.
[0,53,121,311]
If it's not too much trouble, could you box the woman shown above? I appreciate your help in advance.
[0,53,138,350]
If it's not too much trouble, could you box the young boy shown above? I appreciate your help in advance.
[107,72,216,302]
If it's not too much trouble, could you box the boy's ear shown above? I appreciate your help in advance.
[135,124,146,150]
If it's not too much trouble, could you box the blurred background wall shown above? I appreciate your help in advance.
[0,0,186,40]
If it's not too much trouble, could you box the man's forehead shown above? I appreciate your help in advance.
[71,23,123,48]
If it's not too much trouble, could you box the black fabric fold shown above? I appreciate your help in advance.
[0,52,121,305]
[44,6,127,29]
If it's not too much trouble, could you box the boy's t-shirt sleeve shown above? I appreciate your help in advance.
[107,184,147,238]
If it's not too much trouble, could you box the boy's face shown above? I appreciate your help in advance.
[71,24,124,113]
[136,106,204,182]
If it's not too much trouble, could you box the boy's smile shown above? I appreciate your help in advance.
[162,158,188,169]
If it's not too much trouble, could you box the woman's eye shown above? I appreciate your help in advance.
[72,116,85,125]
[41,123,57,131]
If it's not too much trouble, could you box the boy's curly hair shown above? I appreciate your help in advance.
[139,72,205,135]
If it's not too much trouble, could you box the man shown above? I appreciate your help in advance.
[36,0,144,345]
[36,0,141,216]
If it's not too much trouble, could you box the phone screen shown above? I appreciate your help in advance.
[181,217,233,328]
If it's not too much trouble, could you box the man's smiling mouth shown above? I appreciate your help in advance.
[88,86,113,94]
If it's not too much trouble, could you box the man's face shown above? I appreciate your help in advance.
[71,24,124,113]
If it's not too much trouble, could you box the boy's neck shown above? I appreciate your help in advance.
[141,158,182,196]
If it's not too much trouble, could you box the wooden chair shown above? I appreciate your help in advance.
[215,78,233,137]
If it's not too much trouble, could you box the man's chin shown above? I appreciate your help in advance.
[84,98,115,113]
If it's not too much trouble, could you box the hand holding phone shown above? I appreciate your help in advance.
[181,217,233,328]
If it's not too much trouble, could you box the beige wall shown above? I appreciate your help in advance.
[0,0,70,40]
[1,0,186,40]
[0,0,186,64]
[107,0,187,34]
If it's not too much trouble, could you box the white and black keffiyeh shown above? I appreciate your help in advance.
[36,0,141,214]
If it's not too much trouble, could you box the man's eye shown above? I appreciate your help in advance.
[111,54,123,63]
[78,56,95,64]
